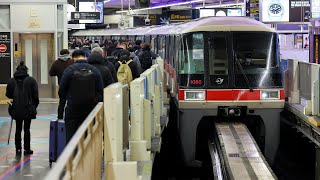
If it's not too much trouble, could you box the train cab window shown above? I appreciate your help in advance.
[179,33,205,88]
[233,32,282,88]
[207,34,229,88]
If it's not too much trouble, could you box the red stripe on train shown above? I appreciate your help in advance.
[179,89,285,101]
[206,90,233,100]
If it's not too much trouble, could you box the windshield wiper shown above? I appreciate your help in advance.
[234,52,254,92]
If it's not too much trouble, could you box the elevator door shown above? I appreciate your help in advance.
[13,33,55,98]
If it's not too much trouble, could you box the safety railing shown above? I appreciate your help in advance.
[284,59,320,116]
[44,102,104,180]
[45,58,168,180]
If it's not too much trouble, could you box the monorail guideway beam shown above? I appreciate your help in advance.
[210,122,277,180]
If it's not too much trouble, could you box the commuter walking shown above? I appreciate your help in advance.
[6,61,39,155]
[138,43,159,72]
[59,49,103,143]
[134,40,143,56]
[128,47,142,75]
[49,49,74,119]
[115,50,140,86]
[93,47,118,82]
[88,52,115,87]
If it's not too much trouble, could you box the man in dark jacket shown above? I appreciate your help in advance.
[138,43,159,72]
[6,61,39,155]
[49,49,74,119]
[59,49,103,144]
[134,40,142,56]
[115,50,140,80]
[93,47,118,82]
[88,52,114,87]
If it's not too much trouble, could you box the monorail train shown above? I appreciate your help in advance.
[72,16,284,167]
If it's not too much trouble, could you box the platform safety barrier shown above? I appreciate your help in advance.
[44,103,104,180]
[284,59,320,116]
[45,59,168,180]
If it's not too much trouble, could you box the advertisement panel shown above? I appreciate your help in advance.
[262,0,290,22]
[289,0,310,22]
[78,2,104,24]
[311,0,320,18]
[0,32,11,84]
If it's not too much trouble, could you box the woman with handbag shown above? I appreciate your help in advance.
[6,61,39,155]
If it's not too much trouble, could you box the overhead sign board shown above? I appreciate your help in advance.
[168,10,192,23]
[71,12,100,20]
[262,0,290,23]
[246,0,260,21]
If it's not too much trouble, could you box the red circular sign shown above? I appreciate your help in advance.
[0,44,7,53]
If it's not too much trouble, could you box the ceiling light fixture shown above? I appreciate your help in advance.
[116,0,204,13]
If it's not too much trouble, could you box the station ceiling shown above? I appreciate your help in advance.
[104,0,241,8]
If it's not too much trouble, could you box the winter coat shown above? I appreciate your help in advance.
[6,69,39,120]
[88,53,115,87]
[59,60,104,105]
[104,58,118,82]
[49,55,74,84]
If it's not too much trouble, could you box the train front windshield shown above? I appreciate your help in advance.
[178,32,282,89]
[233,32,282,88]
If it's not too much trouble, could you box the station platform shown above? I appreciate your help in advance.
[0,104,58,180]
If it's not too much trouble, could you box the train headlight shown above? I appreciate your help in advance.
[260,90,279,100]
[185,91,205,100]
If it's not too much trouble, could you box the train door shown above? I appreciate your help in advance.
[206,32,230,90]
[13,33,56,98]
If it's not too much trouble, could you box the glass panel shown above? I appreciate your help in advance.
[57,5,64,31]
[40,39,48,84]
[25,39,33,77]
[179,33,205,88]
[233,32,282,88]
[0,5,10,29]
[208,34,229,88]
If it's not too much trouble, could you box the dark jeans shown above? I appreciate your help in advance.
[58,97,66,119]
[64,105,95,144]
[15,119,31,150]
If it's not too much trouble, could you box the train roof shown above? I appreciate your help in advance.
[71,17,274,37]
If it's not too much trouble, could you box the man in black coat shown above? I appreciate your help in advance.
[6,61,39,155]
[92,47,118,82]
[59,49,103,144]
[49,49,74,119]
[88,52,115,87]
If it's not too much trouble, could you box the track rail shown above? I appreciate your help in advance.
[210,122,277,180]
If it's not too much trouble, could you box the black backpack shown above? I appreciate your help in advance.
[69,66,96,105]
[9,78,36,120]
[138,51,152,71]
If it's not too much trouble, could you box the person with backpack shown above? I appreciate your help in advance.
[49,49,74,120]
[88,52,115,87]
[6,61,39,155]
[138,43,159,72]
[92,46,117,82]
[128,47,142,75]
[115,50,140,86]
[134,40,142,56]
[110,40,126,65]
[59,49,103,144]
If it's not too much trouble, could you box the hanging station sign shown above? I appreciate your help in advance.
[311,0,320,18]
[245,0,260,21]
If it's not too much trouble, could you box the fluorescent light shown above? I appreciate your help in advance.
[195,3,244,9]
[116,0,204,13]
[104,0,111,2]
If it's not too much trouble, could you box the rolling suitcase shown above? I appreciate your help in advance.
[49,119,66,167]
